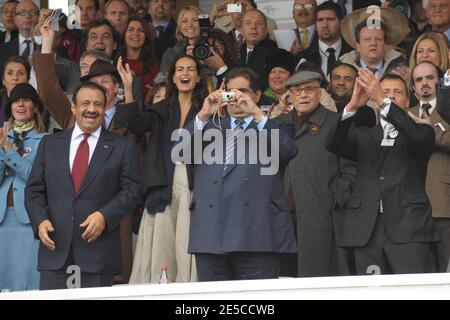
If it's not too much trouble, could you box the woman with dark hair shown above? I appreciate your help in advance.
[201,28,241,91]
[118,17,160,98]
[0,56,31,127]
[0,83,46,291]
[116,54,207,284]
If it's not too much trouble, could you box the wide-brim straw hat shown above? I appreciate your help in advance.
[341,6,411,49]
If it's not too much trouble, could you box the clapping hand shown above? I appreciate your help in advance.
[408,111,432,126]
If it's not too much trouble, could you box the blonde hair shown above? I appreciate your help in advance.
[409,32,449,73]
[8,103,46,133]
[175,5,202,42]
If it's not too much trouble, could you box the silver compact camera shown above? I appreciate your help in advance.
[221,91,236,102]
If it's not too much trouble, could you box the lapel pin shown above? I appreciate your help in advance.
[23,147,32,157]
[389,130,398,139]
[311,123,319,134]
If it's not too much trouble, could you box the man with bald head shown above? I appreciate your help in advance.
[425,0,450,39]
[240,9,277,90]
[0,0,39,74]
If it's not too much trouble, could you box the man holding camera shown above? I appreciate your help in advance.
[186,67,297,281]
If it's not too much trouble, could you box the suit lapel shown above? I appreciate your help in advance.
[76,128,114,195]
[56,130,75,196]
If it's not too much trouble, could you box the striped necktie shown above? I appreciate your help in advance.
[223,119,245,175]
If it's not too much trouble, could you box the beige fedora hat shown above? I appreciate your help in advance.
[341,6,411,49]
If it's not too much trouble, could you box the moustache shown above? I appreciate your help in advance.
[82,112,100,117]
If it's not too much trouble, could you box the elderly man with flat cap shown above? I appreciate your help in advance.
[276,70,355,277]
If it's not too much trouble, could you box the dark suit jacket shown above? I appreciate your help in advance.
[0,37,19,77]
[154,19,177,62]
[186,115,297,255]
[240,38,277,90]
[326,103,439,247]
[25,129,142,274]
[0,29,18,45]
[295,37,353,71]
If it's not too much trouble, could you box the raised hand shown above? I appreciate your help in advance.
[39,16,56,54]
[290,40,303,56]
[346,79,370,113]
[202,47,226,71]
[357,68,384,108]
[408,111,432,126]
[198,89,226,121]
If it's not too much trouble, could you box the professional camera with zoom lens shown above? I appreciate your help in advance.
[389,0,411,18]
[193,14,213,60]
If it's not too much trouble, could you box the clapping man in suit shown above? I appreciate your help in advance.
[408,61,450,272]
[25,81,142,290]
[0,0,39,74]
[187,67,297,281]
[326,67,439,274]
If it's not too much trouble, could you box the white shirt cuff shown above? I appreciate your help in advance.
[341,107,356,121]
[256,116,268,130]
[195,115,208,130]
[216,65,228,76]
[444,72,450,86]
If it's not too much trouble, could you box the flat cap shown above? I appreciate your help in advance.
[286,71,323,88]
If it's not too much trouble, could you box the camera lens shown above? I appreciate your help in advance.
[193,44,210,60]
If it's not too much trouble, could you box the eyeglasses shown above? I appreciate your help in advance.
[15,9,40,17]
[289,85,320,95]
[293,3,315,11]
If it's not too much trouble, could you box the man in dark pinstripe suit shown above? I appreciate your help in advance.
[25,82,142,290]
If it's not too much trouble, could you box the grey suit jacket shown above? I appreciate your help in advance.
[25,128,142,274]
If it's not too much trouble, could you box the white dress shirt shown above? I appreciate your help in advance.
[104,106,116,129]
[18,34,34,61]
[318,39,342,76]
[296,24,315,47]
[69,124,101,172]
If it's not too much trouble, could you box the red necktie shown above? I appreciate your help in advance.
[72,133,90,193]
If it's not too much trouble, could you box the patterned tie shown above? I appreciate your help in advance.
[72,133,90,193]
[421,103,432,119]
[300,29,309,48]
[223,119,245,175]
[245,50,253,65]
[326,47,336,75]
[21,39,31,59]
